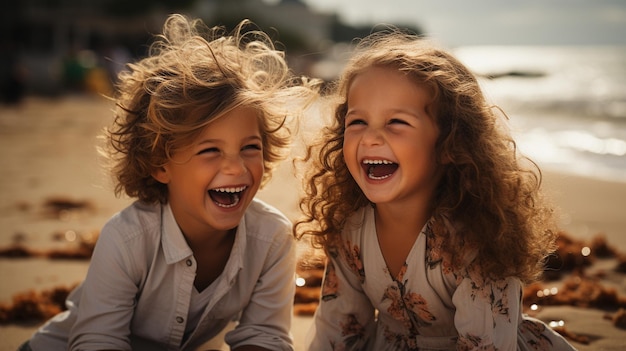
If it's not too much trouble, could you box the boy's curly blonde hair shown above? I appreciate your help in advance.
[295,30,558,283]
[103,14,314,204]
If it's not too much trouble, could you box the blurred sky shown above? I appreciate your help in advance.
[298,0,626,47]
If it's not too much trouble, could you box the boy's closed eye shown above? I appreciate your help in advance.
[242,143,262,151]
[196,144,262,156]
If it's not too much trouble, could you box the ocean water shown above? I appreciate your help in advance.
[453,45,626,183]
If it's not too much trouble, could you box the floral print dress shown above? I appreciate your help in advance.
[306,206,577,351]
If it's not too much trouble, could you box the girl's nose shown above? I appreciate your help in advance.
[361,127,384,146]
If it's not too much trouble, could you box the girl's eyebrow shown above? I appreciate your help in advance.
[345,109,358,118]
[346,107,421,118]
[391,108,422,119]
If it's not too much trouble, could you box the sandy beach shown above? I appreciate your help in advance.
[1,96,625,350]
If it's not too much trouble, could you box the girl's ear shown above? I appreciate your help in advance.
[440,151,452,165]
[152,167,170,184]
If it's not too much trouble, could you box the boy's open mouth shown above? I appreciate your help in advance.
[361,159,398,180]
[208,186,247,208]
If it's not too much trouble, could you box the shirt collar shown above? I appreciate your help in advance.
[160,202,248,274]
[225,213,246,281]
[161,203,194,264]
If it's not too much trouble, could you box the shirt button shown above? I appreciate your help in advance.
[176,316,184,323]
[186,259,192,266]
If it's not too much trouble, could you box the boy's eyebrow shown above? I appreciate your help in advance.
[197,135,262,145]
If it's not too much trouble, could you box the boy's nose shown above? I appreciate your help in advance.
[221,155,247,175]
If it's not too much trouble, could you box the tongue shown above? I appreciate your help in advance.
[368,163,398,178]
[209,191,237,206]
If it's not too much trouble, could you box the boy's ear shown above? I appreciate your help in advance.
[152,167,170,184]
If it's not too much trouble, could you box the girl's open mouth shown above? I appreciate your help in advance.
[361,159,398,180]
[208,186,247,208]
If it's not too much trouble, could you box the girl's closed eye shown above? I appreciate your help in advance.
[345,117,366,128]
[389,118,410,125]
[198,146,220,155]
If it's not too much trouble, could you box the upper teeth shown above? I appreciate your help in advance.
[212,186,247,193]
[363,159,393,165]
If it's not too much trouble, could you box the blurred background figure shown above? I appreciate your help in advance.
[0,41,26,105]
[1,0,418,97]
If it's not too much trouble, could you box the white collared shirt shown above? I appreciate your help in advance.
[29,198,296,351]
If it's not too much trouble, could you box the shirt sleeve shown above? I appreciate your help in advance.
[68,222,139,351]
[225,220,297,351]
[452,274,521,351]
[306,244,376,351]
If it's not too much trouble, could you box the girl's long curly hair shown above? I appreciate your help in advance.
[102,14,316,204]
[295,30,558,283]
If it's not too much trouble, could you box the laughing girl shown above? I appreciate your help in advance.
[295,30,577,351]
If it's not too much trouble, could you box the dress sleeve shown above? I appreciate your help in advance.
[68,222,140,350]
[452,273,522,351]
[225,220,296,351]
[306,243,376,351]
